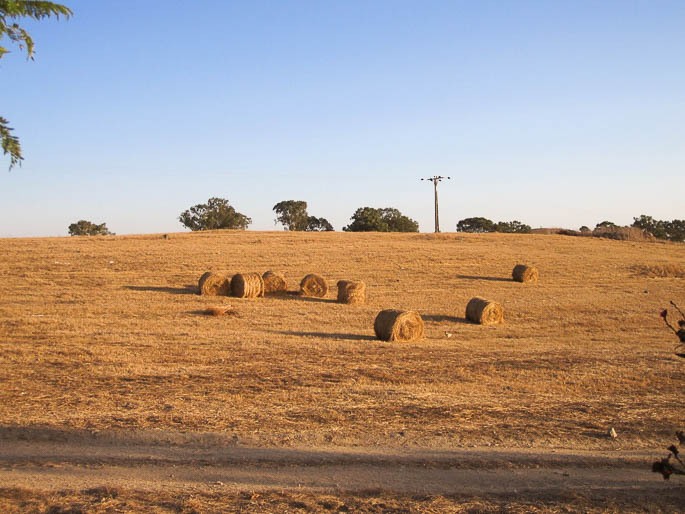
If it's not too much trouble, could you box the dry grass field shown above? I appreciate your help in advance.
[1,231,683,511]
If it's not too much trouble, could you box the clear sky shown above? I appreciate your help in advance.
[1,0,683,236]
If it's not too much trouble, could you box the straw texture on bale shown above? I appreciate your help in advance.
[231,272,265,298]
[262,271,287,294]
[512,264,539,283]
[300,273,328,298]
[337,280,366,304]
[373,309,424,342]
[198,271,231,296]
[465,297,504,325]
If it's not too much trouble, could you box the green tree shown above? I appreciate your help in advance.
[632,215,668,239]
[1,0,72,169]
[272,200,334,231]
[378,208,419,232]
[306,216,334,232]
[595,220,617,230]
[179,197,251,231]
[494,220,532,233]
[632,215,685,242]
[273,200,309,231]
[456,217,494,233]
[664,219,685,243]
[343,207,418,232]
[68,220,114,236]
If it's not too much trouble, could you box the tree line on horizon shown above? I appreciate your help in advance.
[67,197,684,242]
[174,198,420,233]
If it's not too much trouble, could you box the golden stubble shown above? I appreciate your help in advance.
[0,231,683,449]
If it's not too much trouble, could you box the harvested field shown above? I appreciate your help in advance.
[0,231,683,508]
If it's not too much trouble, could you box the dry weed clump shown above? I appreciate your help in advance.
[198,272,231,296]
[300,273,328,297]
[512,264,539,283]
[466,297,504,325]
[373,309,424,342]
[230,273,265,298]
[636,264,685,278]
[262,271,287,294]
[203,305,239,317]
[337,280,366,304]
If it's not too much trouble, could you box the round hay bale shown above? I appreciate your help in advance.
[198,271,231,296]
[262,271,287,294]
[231,272,265,298]
[337,280,366,304]
[373,309,424,342]
[465,297,503,325]
[512,264,538,283]
[300,273,328,298]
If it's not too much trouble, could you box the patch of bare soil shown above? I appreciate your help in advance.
[0,430,682,512]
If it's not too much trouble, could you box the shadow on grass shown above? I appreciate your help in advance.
[187,310,240,317]
[579,431,613,440]
[268,291,339,304]
[422,314,472,324]
[272,330,376,341]
[455,275,512,283]
[125,285,198,295]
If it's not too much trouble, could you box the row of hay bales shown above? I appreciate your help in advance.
[373,297,506,342]
[376,263,538,341]
[199,270,367,304]
[199,264,538,343]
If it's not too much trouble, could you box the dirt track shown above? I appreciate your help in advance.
[0,430,680,501]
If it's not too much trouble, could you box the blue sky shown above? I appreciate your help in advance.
[1,0,683,236]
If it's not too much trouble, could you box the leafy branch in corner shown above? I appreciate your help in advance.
[1,0,73,169]
[651,304,684,480]
[659,301,685,358]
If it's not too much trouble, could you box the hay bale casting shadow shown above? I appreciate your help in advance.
[263,271,287,294]
[512,264,539,283]
[374,309,424,342]
[198,272,231,296]
[337,280,366,304]
[465,297,503,325]
[300,274,328,298]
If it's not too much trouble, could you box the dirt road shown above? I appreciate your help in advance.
[0,429,679,503]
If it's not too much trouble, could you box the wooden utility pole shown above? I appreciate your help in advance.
[421,176,450,232]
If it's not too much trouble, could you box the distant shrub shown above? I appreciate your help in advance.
[457,217,531,234]
[494,220,532,233]
[68,220,114,236]
[595,221,618,230]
